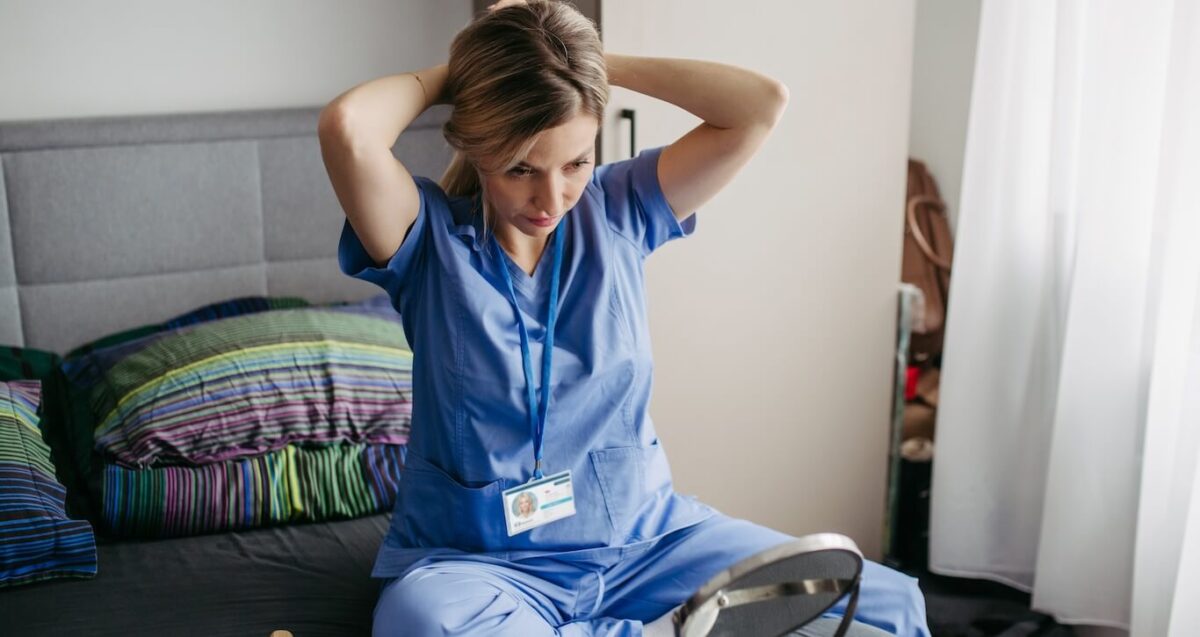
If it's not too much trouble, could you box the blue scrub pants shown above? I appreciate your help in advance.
[372,514,930,636]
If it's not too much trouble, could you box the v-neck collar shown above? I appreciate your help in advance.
[499,242,554,296]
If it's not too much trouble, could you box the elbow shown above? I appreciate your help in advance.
[742,79,788,132]
[317,102,354,141]
[764,80,789,127]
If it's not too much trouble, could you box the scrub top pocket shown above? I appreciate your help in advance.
[398,451,508,553]
[589,445,650,542]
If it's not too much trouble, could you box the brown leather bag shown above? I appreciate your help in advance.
[902,159,955,365]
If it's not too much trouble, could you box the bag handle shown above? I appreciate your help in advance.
[906,194,952,271]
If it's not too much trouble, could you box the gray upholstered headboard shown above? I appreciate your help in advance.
[0,104,453,354]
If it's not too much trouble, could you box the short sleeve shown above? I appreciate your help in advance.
[337,175,441,303]
[594,145,697,257]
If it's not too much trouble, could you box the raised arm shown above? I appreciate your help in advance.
[317,64,449,267]
[605,53,789,222]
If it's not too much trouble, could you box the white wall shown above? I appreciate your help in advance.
[908,0,982,235]
[2,0,917,560]
[0,0,469,122]
[603,0,917,559]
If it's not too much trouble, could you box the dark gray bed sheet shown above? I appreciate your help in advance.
[0,513,391,637]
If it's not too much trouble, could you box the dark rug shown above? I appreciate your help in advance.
[901,565,1077,637]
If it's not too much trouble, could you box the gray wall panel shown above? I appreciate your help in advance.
[0,161,12,287]
[260,136,340,262]
[0,287,21,346]
[266,259,383,306]
[0,105,451,351]
[19,265,267,354]
[0,158,22,346]
[7,141,264,284]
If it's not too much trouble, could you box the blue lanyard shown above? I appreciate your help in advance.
[493,220,565,480]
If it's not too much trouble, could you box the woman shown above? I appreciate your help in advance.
[319,1,929,635]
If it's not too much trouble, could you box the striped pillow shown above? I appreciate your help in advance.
[1,345,96,524]
[64,296,311,361]
[0,379,97,587]
[1,345,60,381]
[101,441,404,538]
[54,296,317,506]
[64,297,413,468]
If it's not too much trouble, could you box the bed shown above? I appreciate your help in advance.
[0,100,904,637]
[0,104,452,636]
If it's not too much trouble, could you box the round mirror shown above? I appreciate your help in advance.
[676,533,863,637]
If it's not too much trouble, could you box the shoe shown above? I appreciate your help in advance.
[673,533,863,637]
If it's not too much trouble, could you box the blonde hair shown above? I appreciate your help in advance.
[438,0,608,241]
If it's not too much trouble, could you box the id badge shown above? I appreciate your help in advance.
[502,470,576,537]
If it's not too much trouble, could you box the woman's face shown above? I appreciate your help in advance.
[518,495,534,515]
[479,113,599,240]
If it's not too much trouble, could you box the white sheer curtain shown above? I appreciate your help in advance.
[928,0,1200,634]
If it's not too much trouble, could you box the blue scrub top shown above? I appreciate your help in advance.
[337,145,715,578]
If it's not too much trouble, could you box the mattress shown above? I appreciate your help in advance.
[0,513,391,636]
